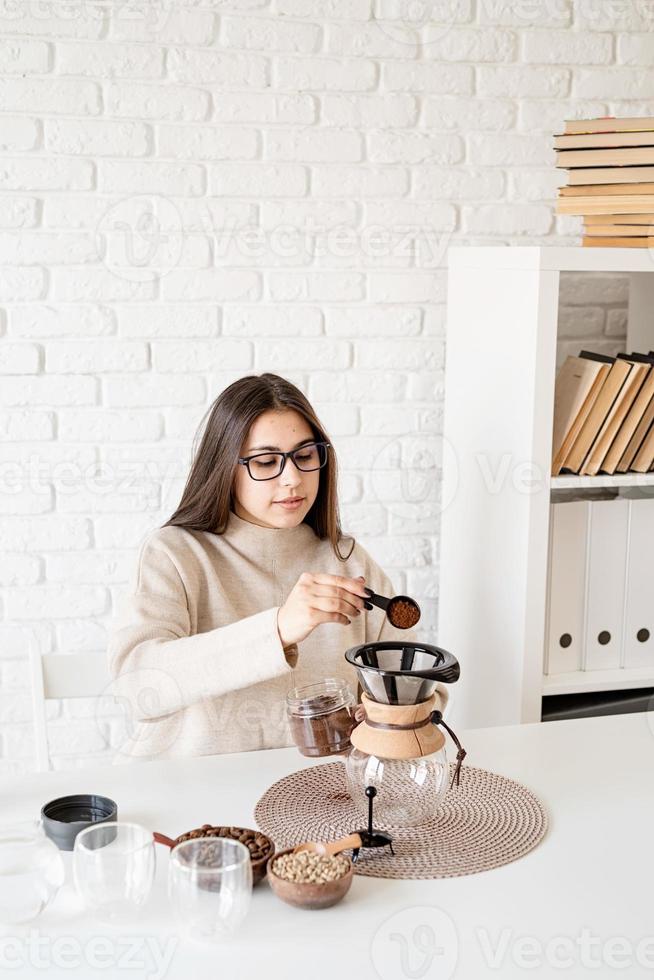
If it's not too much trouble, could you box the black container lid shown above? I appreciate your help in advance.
[41,794,117,851]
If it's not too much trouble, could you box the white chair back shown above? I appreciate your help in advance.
[28,632,112,772]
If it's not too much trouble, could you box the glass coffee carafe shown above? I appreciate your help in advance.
[286,641,465,831]
[343,641,465,827]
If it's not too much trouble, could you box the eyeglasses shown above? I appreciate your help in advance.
[237,441,330,481]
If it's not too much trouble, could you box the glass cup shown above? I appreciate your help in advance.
[73,821,155,922]
[0,821,64,924]
[168,838,252,943]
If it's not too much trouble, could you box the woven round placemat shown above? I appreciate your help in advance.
[254,761,548,879]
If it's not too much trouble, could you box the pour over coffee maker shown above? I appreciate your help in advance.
[343,641,465,829]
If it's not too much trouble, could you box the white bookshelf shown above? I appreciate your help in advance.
[542,665,654,697]
[438,245,654,730]
[552,474,654,490]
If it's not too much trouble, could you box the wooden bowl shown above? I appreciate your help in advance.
[153,826,275,887]
[266,848,354,910]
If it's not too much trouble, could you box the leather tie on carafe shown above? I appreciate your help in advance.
[430,710,467,790]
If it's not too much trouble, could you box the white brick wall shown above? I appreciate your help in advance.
[0,0,640,772]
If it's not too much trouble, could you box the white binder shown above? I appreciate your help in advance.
[545,501,588,675]
[623,498,654,669]
[583,499,629,671]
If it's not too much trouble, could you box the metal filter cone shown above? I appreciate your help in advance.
[344,641,460,706]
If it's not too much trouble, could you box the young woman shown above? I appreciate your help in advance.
[108,373,448,762]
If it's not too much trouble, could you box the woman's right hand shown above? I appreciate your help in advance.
[276,572,369,648]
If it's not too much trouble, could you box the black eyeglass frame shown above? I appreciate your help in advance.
[237,441,331,481]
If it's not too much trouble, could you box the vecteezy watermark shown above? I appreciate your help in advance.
[97,665,185,762]
[90,190,456,272]
[370,909,654,977]
[92,198,453,277]
[373,0,461,49]
[99,668,293,762]
[370,906,459,980]
[475,0,569,23]
[370,434,459,522]
[0,0,173,31]
[214,217,453,269]
[476,926,654,970]
[5,449,652,515]
[0,930,177,979]
[372,0,654,36]
[95,194,185,283]
[577,0,654,26]
[473,0,654,27]
[0,454,188,505]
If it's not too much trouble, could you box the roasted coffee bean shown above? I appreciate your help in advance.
[174,825,272,864]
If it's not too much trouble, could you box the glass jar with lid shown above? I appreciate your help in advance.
[286,679,356,758]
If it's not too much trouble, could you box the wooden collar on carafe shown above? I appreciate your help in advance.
[356,692,467,789]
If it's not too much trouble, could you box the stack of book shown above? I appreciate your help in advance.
[552,350,654,476]
[554,115,654,248]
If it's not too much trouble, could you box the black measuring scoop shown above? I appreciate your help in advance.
[362,586,421,630]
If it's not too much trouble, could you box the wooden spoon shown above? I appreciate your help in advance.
[292,832,362,856]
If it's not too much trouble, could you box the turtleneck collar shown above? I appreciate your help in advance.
[223,508,317,556]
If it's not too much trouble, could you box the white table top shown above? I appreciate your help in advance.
[2,710,652,980]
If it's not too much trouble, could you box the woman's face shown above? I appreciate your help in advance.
[232,409,322,529]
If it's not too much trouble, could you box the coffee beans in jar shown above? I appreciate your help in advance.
[286,679,356,758]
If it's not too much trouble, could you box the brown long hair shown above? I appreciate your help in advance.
[162,373,355,560]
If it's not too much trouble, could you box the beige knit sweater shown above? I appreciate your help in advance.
[108,509,448,762]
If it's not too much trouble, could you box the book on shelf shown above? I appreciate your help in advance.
[552,348,654,477]
[626,358,654,473]
[555,131,654,150]
[554,116,654,245]
[617,412,654,471]
[557,195,654,215]
[616,353,654,473]
[551,354,612,476]
[584,223,654,237]
[617,410,654,471]
[602,355,654,474]
[565,167,654,186]
[581,236,654,248]
[582,214,654,246]
[564,116,654,135]
[631,421,654,472]
[560,182,654,196]
[584,213,654,223]
[556,147,654,168]
[579,356,650,476]
[561,354,632,474]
